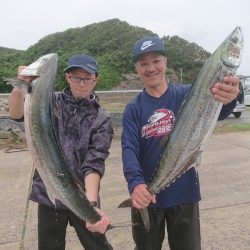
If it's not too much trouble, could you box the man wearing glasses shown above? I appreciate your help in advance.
[8,54,114,250]
[64,54,100,100]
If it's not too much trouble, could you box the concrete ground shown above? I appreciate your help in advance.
[0,132,250,250]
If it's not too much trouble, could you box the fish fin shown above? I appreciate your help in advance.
[118,198,132,208]
[139,208,150,232]
[5,78,28,95]
[46,189,57,206]
[175,89,190,120]
[4,78,24,86]
[195,151,202,168]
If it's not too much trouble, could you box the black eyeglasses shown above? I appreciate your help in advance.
[68,74,95,85]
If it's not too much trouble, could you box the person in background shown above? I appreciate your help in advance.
[121,36,240,250]
[8,54,114,250]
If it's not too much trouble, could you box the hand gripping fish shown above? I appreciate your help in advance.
[119,26,244,231]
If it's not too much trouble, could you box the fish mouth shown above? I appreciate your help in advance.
[221,26,244,69]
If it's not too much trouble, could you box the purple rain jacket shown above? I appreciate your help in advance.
[29,88,114,209]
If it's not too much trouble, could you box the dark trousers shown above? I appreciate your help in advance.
[132,203,201,250]
[38,204,113,250]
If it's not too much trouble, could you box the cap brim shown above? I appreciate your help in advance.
[64,65,95,74]
[133,50,166,62]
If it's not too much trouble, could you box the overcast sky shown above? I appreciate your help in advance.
[0,0,249,75]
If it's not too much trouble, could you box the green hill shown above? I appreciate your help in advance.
[0,47,26,92]
[0,18,210,92]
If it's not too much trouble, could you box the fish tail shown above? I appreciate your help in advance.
[139,208,150,232]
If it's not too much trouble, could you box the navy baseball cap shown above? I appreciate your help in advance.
[64,54,99,74]
[133,36,166,62]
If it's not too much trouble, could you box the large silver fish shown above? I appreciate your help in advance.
[149,27,243,193]
[120,27,244,231]
[21,54,101,224]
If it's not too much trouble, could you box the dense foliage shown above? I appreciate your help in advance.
[162,36,210,83]
[0,18,210,92]
[0,47,26,92]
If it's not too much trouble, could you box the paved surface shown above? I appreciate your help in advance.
[111,110,250,128]
[0,132,250,250]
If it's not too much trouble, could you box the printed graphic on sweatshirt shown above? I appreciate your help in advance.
[142,109,176,138]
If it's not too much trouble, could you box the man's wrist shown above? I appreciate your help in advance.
[90,201,100,208]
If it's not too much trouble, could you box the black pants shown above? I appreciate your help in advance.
[132,203,201,250]
[38,204,113,250]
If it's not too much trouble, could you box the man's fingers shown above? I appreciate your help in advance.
[132,192,155,208]
[223,76,240,86]
[132,195,148,208]
[86,208,111,234]
[212,94,229,104]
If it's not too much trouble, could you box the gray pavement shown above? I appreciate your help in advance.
[0,132,250,250]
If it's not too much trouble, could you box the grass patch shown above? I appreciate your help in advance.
[214,123,250,134]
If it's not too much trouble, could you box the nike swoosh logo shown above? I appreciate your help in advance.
[141,42,156,50]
